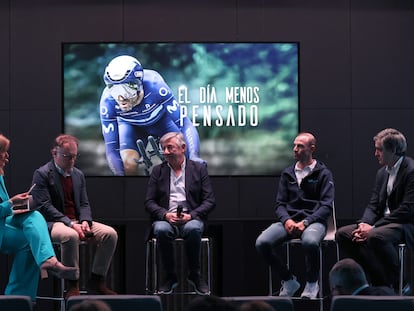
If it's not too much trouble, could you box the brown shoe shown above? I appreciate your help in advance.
[87,274,117,295]
[65,280,80,299]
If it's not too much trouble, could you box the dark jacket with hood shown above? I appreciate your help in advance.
[275,160,335,227]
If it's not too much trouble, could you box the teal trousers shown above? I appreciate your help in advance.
[1,211,55,301]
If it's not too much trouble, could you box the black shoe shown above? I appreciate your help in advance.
[158,277,178,294]
[188,275,209,295]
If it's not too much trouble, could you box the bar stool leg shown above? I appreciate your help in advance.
[146,237,212,295]
[399,243,406,295]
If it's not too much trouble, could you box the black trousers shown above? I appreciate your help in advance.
[336,222,404,288]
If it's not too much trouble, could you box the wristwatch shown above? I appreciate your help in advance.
[303,219,309,227]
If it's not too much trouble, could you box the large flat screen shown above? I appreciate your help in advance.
[63,42,299,176]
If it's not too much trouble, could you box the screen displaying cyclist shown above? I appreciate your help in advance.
[99,55,204,175]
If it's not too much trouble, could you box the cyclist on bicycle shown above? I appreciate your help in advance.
[99,55,204,175]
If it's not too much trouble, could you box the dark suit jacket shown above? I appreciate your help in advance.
[360,156,414,249]
[144,160,216,224]
[31,160,93,231]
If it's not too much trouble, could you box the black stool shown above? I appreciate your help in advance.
[145,237,212,295]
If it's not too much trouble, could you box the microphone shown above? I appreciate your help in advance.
[177,205,183,217]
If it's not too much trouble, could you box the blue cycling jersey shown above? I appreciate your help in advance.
[100,69,202,175]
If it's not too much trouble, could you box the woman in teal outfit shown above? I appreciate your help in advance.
[0,133,77,301]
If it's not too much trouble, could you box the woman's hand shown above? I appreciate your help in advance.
[10,192,30,207]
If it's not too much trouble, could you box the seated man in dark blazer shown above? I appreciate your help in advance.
[32,134,118,298]
[329,258,395,296]
[145,132,216,295]
[336,128,414,290]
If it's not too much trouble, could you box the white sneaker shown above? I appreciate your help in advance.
[279,276,300,297]
[300,281,319,299]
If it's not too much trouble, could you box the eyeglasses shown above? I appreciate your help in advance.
[58,152,79,160]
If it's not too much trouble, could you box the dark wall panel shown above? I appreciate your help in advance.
[123,178,150,219]
[0,1,10,113]
[0,0,10,290]
[210,177,240,219]
[87,177,127,219]
[351,0,414,109]
[2,0,414,302]
[124,0,238,41]
[7,110,59,192]
[258,0,352,110]
[238,177,278,219]
[301,109,353,220]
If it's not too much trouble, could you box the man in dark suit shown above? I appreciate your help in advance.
[145,131,216,295]
[336,128,414,290]
[31,134,118,298]
[329,258,395,296]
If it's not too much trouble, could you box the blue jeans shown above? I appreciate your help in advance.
[256,222,326,282]
[153,219,204,278]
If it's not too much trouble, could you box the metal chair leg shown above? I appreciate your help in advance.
[146,237,211,295]
[399,243,406,296]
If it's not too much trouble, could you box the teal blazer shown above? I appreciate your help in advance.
[0,175,13,249]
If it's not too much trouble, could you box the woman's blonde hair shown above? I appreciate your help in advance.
[0,134,10,175]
